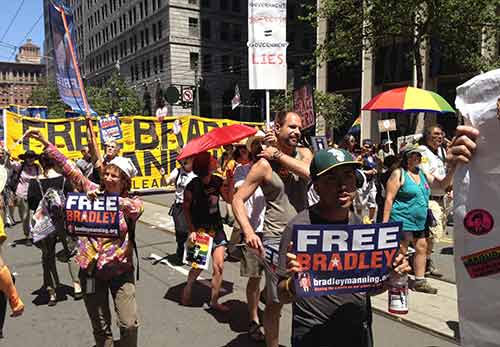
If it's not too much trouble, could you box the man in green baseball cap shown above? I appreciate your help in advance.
[275,147,410,347]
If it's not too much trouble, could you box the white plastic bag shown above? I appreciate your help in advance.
[454,69,500,347]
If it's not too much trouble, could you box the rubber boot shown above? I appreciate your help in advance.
[0,266,24,317]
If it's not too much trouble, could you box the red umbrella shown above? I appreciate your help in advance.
[177,124,257,160]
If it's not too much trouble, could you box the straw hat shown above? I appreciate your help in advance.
[246,130,266,151]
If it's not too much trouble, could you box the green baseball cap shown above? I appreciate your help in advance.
[310,148,362,180]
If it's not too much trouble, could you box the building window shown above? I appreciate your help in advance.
[141,61,145,78]
[201,0,209,8]
[221,55,230,72]
[159,55,164,72]
[152,23,157,41]
[201,19,210,40]
[232,24,242,41]
[158,20,163,39]
[144,0,149,16]
[189,18,199,36]
[146,59,151,77]
[140,3,144,19]
[188,0,197,4]
[133,7,137,23]
[153,56,158,74]
[130,65,135,81]
[190,52,199,70]
[145,28,149,45]
[135,63,139,80]
[141,31,144,47]
[202,54,212,72]
[152,0,156,11]
[231,0,240,12]
[220,22,229,41]
[220,0,228,10]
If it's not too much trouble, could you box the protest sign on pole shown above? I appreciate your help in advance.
[65,193,120,238]
[48,2,95,116]
[98,115,123,143]
[293,85,316,130]
[453,69,500,347]
[292,222,401,297]
[248,0,288,124]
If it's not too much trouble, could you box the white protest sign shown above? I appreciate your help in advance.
[454,69,500,347]
[248,0,287,90]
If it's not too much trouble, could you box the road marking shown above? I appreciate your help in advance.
[146,253,205,279]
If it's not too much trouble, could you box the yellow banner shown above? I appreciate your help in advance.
[4,111,263,191]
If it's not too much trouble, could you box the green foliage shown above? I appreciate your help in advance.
[313,0,500,85]
[270,89,351,129]
[30,73,143,117]
[87,72,143,116]
[314,90,351,129]
[29,80,67,118]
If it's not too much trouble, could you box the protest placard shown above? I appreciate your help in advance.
[65,192,120,238]
[98,115,123,143]
[183,230,213,270]
[292,222,402,297]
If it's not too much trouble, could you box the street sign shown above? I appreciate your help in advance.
[378,118,396,132]
[182,87,194,103]
[165,86,180,104]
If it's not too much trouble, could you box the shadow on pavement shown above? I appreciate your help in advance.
[440,247,454,255]
[164,279,234,307]
[205,299,248,333]
[221,333,274,347]
[446,320,460,341]
[31,284,74,306]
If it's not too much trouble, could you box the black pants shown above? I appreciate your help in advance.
[171,204,188,259]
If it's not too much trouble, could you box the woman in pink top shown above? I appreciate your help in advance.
[26,130,143,347]
[11,150,41,245]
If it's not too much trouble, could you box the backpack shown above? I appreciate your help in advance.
[31,177,66,243]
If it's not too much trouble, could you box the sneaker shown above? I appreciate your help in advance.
[425,259,443,278]
[414,279,438,294]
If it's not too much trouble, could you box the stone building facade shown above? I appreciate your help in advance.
[46,0,314,121]
[0,40,45,107]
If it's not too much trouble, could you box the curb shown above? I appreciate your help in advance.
[371,307,459,345]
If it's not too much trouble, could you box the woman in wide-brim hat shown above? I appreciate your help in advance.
[10,150,41,245]
[25,129,143,347]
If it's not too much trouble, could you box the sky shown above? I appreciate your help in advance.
[0,1,45,62]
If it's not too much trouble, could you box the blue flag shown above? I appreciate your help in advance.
[48,1,96,116]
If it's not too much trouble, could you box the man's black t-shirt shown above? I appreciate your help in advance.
[185,175,224,231]
[279,205,373,347]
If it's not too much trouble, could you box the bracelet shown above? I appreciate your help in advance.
[272,149,283,160]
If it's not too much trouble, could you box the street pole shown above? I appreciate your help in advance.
[194,63,200,116]
[265,89,270,125]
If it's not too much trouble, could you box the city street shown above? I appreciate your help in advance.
[0,193,458,347]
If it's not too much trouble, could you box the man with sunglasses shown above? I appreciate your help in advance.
[418,125,447,277]
[163,157,196,263]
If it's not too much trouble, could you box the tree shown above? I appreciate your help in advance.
[30,80,67,118]
[270,89,352,129]
[87,72,143,116]
[312,0,500,88]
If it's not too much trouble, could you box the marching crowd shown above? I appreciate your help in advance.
[0,111,479,347]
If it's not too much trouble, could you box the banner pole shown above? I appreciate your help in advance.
[59,7,102,164]
[265,89,270,125]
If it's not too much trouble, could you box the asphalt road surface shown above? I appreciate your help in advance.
[0,211,458,347]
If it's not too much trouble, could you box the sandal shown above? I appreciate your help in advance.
[248,320,265,342]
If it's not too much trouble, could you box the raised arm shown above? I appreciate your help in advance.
[24,130,98,193]
[258,147,312,180]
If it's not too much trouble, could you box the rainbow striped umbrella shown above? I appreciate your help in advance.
[362,87,455,113]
